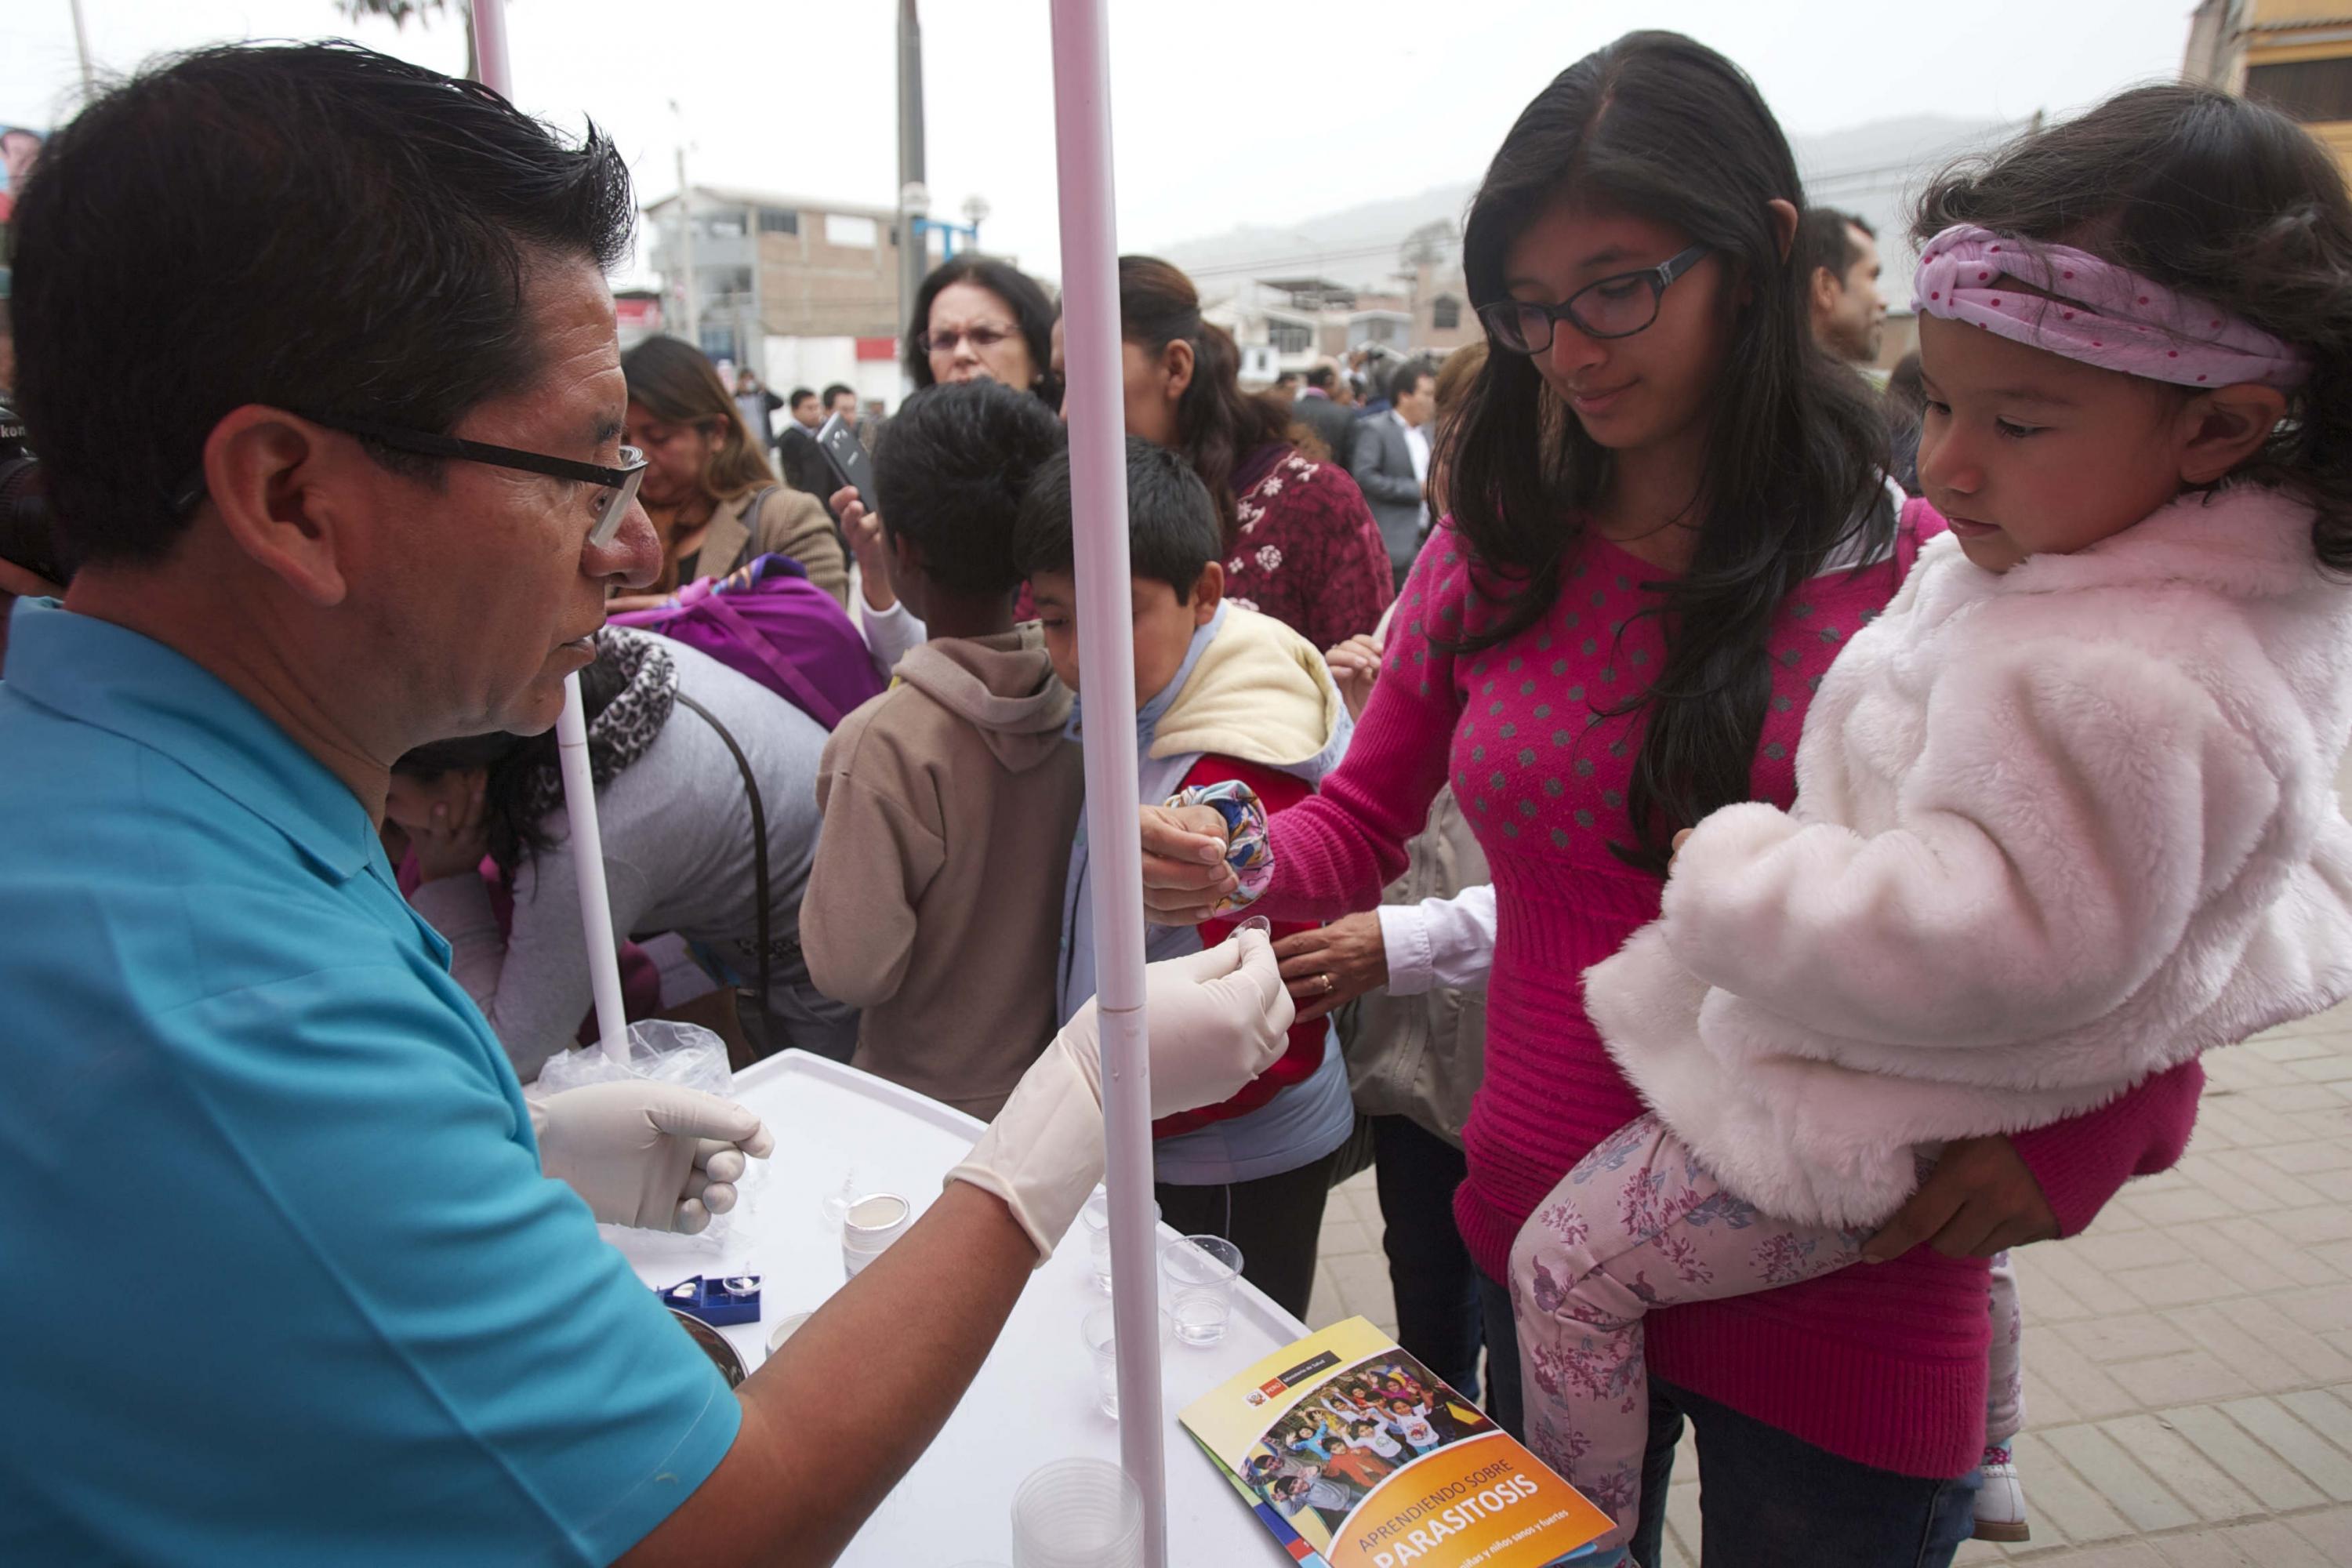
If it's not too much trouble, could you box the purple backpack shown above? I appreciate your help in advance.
[611,553,884,729]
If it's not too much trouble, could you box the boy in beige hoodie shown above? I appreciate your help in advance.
[802,383,1079,1119]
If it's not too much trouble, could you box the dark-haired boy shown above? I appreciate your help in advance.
[801,381,1078,1118]
[1018,438,1354,1316]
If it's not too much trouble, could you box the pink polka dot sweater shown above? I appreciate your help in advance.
[1258,501,2204,1478]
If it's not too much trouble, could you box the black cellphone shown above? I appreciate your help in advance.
[815,412,878,514]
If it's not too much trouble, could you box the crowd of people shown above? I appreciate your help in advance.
[5,22,2352,1568]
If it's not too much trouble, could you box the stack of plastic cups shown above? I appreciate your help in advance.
[840,1193,911,1279]
[1010,1457,1145,1568]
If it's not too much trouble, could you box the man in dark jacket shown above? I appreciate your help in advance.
[1348,358,1434,581]
[1292,361,1357,468]
[774,385,836,515]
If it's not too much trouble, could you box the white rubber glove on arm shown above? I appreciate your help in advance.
[530,1080,776,1235]
[949,927,1293,1261]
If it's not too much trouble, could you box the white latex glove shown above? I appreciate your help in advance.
[530,1080,776,1235]
[949,927,1294,1260]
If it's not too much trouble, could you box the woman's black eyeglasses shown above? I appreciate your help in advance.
[175,413,649,546]
[1476,244,1713,355]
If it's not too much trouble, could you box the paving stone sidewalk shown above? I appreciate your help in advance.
[1307,1009,2352,1567]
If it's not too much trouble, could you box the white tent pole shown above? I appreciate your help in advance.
[557,673,632,1065]
[467,0,630,1068]
[1049,2,1167,1563]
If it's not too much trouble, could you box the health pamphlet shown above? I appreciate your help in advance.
[1178,1316,1613,1568]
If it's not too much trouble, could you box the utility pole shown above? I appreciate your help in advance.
[672,103,699,354]
[896,0,928,389]
[67,0,96,100]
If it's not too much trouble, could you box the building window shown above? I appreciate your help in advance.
[1270,321,1312,354]
[757,206,800,235]
[1366,318,1396,343]
[826,212,880,249]
[2246,58,2352,124]
[1432,295,1462,331]
[702,213,746,240]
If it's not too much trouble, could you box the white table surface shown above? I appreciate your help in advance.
[606,1051,1308,1565]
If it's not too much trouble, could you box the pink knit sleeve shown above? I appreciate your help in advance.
[2010,1058,2205,1238]
[1257,521,1471,925]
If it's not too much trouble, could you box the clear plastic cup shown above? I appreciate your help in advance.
[840,1192,910,1279]
[1079,1191,1160,1295]
[1161,1234,1243,1345]
[1010,1456,1143,1568]
[1080,1305,1120,1419]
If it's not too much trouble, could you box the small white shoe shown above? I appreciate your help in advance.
[1973,1444,2031,1543]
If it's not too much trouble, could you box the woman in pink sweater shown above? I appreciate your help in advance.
[1142,32,2201,1567]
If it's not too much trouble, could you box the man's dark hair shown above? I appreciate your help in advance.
[1274,369,1298,387]
[1014,437,1222,601]
[822,383,857,406]
[1792,206,1876,289]
[788,386,817,407]
[1303,365,1337,391]
[1386,358,1435,403]
[872,381,1065,598]
[10,41,634,568]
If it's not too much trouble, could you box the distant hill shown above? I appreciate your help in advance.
[1152,113,2027,310]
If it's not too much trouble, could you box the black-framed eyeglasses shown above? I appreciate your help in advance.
[175,413,650,546]
[1476,244,1713,355]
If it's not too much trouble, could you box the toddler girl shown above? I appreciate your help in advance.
[1510,85,2352,1565]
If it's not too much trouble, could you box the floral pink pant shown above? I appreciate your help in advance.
[1508,1114,2026,1555]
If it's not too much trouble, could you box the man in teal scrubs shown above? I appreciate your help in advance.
[0,42,1290,1565]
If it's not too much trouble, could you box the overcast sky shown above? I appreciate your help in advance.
[5,0,2200,282]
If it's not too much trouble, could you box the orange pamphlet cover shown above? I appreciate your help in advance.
[1178,1316,1613,1567]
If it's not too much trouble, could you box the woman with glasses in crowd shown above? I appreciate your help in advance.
[617,334,848,612]
[840,254,1062,667]
[1141,31,2200,1566]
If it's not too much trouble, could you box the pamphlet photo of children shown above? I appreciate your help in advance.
[1236,1348,1495,1545]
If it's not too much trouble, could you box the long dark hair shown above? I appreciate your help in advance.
[1120,255,1294,545]
[394,654,630,873]
[1449,31,1889,869]
[904,252,1062,407]
[1915,83,2352,572]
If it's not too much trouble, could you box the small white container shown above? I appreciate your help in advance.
[767,1310,816,1354]
[840,1192,911,1278]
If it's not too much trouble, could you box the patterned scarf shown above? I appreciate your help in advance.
[516,625,680,831]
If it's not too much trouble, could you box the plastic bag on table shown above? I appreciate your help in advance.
[532,1019,759,1242]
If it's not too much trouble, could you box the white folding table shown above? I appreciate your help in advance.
[607,1051,1308,1565]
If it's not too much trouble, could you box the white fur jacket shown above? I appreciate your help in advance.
[1584,485,2352,1229]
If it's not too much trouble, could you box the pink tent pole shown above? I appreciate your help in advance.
[468,0,628,1067]
[469,0,514,100]
[1050,2,1167,1563]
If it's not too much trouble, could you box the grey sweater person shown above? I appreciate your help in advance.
[408,635,852,1080]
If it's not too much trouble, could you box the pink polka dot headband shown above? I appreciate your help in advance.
[1911,223,2309,390]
